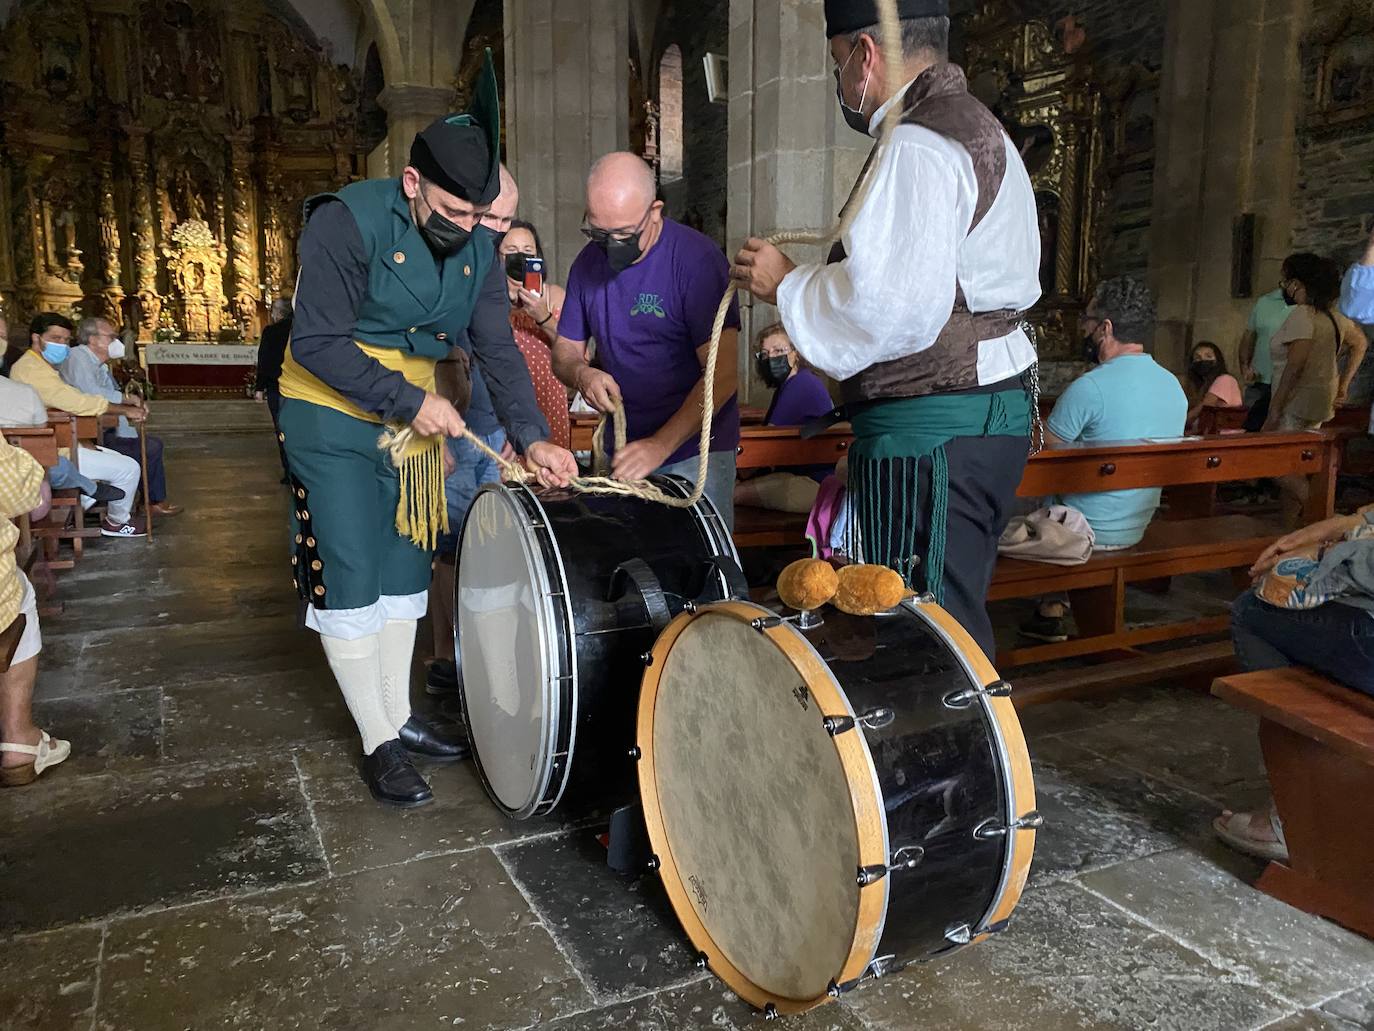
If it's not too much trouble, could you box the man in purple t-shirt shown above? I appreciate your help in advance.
[552,152,741,528]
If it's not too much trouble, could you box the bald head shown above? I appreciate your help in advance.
[586,152,657,229]
[481,164,520,236]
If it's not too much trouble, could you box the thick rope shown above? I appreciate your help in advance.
[380,0,907,508]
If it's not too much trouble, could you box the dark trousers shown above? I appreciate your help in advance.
[101,429,166,504]
[1232,590,1374,696]
[877,434,1030,662]
[1243,383,1272,432]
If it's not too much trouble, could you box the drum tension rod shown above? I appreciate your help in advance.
[750,615,784,632]
[763,1003,779,1021]
[973,810,1045,840]
[857,845,926,886]
[823,707,896,736]
[942,680,1013,709]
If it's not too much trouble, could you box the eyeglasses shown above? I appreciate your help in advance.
[581,204,653,245]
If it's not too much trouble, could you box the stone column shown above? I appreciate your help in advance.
[727,0,869,404]
[1149,0,1303,370]
[504,0,630,280]
[378,83,456,179]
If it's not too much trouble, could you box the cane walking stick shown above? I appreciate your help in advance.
[139,420,153,541]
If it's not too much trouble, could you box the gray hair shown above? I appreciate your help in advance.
[846,16,950,61]
[1090,275,1157,349]
[76,316,112,345]
[270,299,293,323]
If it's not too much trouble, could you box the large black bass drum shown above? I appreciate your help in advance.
[457,476,742,820]
[636,598,1039,1017]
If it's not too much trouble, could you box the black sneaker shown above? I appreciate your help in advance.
[90,483,126,504]
[1019,612,1069,643]
[425,659,461,697]
[360,740,434,808]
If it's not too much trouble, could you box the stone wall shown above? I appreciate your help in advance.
[654,0,730,249]
[1290,1,1374,264]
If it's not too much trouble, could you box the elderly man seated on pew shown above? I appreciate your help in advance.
[1019,275,1188,643]
[1213,503,1374,862]
[9,313,148,539]
[0,373,124,508]
[0,438,71,787]
[65,318,183,517]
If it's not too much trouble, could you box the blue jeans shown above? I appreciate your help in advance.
[436,428,507,556]
[1232,590,1374,696]
[47,456,98,497]
[658,450,736,532]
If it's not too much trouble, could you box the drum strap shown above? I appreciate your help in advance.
[609,558,672,632]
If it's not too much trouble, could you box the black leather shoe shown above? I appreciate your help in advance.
[361,740,434,808]
[425,659,461,696]
[399,715,470,763]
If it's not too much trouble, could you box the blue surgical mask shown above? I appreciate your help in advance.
[40,341,70,365]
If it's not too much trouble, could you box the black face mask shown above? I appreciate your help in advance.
[1191,360,1219,381]
[414,191,470,257]
[1081,335,1100,364]
[599,234,643,274]
[1281,288,1299,307]
[478,225,506,249]
[835,48,872,137]
[756,353,791,388]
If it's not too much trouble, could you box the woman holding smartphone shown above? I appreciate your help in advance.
[500,220,572,449]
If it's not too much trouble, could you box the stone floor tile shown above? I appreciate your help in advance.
[1027,737,1219,883]
[497,833,694,1000]
[1064,688,1265,800]
[1319,985,1374,1028]
[162,672,355,761]
[0,757,323,934]
[95,850,591,1031]
[849,882,1289,1031]
[293,742,577,876]
[31,686,163,774]
[533,978,866,1030]
[1081,851,1374,1009]
[78,616,325,694]
[0,924,102,1030]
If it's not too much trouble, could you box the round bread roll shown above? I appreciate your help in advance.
[776,558,840,612]
[833,564,907,616]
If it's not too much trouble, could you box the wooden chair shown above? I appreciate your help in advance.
[4,426,62,612]
[1212,668,1374,940]
[31,412,101,569]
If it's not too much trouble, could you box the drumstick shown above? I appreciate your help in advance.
[139,420,153,541]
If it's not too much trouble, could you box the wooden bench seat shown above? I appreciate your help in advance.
[1212,668,1374,939]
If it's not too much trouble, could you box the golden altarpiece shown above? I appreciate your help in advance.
[963,3,1111,360]
[0,0,373,342]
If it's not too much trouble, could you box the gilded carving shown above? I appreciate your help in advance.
[163,218,228,339]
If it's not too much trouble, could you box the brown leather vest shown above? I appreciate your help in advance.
[837,63,1023,405]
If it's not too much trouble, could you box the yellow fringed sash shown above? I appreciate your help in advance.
[280,340,448,550]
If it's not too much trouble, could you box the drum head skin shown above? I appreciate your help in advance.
[639,603,889,1012]
[458,488,559,815]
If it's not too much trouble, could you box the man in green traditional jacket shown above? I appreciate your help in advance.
[278,54,577,808]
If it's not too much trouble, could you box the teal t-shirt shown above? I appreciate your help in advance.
[1247,288,1293,385]
[1049,354,1189,547]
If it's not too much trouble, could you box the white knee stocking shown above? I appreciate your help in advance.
[379,618,417,733]
[320,632,393,755]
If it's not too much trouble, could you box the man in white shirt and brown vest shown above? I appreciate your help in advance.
[732,0,1041,659]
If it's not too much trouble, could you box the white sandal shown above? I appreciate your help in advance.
[1213,808,1289,863]
[0,731,71,787]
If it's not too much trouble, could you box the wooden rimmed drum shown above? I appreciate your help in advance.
[457,476,742,820]
[635,598,1038,1016]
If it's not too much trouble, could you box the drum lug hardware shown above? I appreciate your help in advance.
[858,707,895,730]
[627,746,641,760]
[640,651,654,667]
[974,810,1044,840]
[890,845,925,871]
[695,951,709,971]
[763,1003,779,1021]
[826,980,842,999]
[683,600,698,614]
[750,615,784,632]
[862,955,897,981]
[915,592,937,605]
[945,923,973,946]
[646,854,661,872]
[856,863,887,886]
[824,715,855,736]
[943,680,1013,708]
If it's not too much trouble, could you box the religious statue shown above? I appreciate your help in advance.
[162,219,229,340]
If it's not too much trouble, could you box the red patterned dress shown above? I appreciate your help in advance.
[510,308,572,451]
